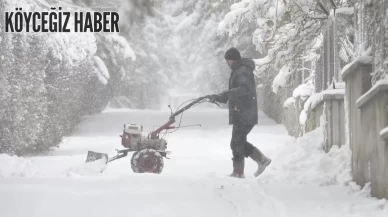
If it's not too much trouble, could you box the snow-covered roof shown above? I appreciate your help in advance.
[356,79,388,108]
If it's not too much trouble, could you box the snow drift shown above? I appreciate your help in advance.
[67,158,108,177]
[0,154,30,178]
[260,127,352,186]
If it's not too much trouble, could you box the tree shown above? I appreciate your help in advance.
[219,0,355,90]
[218,0,328,90]
[0,0,13,154]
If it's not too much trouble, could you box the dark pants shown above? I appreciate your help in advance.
[230,122,255,161]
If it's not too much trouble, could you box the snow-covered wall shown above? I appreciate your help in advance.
[341,0,388,199]
[355,80,388,199]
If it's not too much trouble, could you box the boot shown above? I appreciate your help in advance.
[249,147,271,177]
[229,159,245,178]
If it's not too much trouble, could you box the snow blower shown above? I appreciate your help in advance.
[85,95,219,174]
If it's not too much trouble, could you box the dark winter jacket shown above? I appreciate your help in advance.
[218,58,258,125]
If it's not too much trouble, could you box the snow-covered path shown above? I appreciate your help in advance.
[0,109,387,217]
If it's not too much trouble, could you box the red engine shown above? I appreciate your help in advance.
[120,124,143,150]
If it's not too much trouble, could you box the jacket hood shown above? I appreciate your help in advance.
[231,58,256,71]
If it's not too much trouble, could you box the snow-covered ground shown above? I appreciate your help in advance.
[0,109,387,217]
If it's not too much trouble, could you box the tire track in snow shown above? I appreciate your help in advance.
[208,173,243,217]
[209,173,284,217]
[214,186,243,217]
[251,181,289,217]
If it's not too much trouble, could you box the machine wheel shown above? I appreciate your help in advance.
[131,148,164,173]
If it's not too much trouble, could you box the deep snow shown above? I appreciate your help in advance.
[0,109,387,217]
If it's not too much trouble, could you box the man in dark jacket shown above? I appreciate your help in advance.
[210,47,271,178]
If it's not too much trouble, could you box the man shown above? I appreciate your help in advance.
[210,47,271,178]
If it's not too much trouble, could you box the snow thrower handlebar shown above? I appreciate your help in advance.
[170,95,212,118]
[149,95,217,139]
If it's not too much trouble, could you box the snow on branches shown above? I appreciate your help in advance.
[218,0,334,92]
[273,64,293,93]
[0,0,138,155]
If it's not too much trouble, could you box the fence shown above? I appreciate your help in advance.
[290,12,348,149]
[280,0,388,200]
[341,0,388,199]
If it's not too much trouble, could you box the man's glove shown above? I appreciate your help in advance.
[208,94,223,103]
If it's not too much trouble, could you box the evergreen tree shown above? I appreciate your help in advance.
[0,0,13,154]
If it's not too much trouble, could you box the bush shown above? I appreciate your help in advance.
[0,0,134,155]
